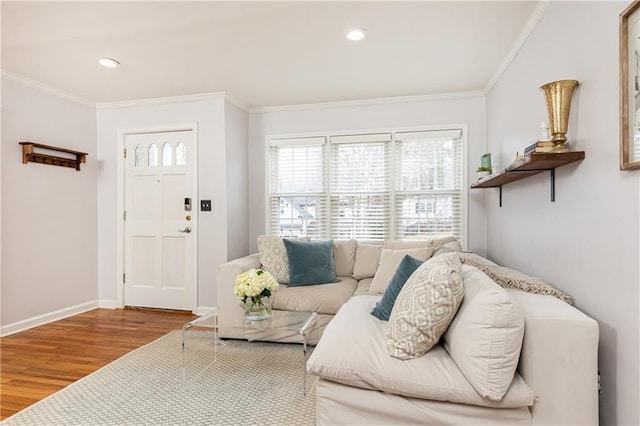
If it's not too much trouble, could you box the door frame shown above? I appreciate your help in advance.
[116,122,199,310]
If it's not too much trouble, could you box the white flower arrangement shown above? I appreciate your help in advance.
[234,268,278,319]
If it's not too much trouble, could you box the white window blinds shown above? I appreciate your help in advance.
[268,137,327,239]
[394,130,463,240]
[267,128,464,243]
[329,134,391,241]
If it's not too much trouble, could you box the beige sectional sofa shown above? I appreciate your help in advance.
[216,237,458,343]
[216,237,599,425]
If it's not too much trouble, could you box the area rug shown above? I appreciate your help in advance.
[1,331,316,425]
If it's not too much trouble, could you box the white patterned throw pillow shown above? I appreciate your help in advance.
[387,252,463,360]
[256,235,309,284]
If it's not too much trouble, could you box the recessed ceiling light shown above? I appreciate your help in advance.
[345,28,367,41]
[98,57,120,68]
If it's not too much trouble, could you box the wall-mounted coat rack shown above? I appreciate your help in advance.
[19,142,88,171]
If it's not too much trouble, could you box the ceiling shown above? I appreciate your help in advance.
[1,1,542,109]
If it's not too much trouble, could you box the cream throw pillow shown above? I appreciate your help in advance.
[256,235,309,284]
[369,248,434,294]
[333,239,358,277]
[443,265,525,401]
[352,244,383,280]
[387,252,463,360]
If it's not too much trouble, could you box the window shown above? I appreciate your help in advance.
[267,128,465,244]
[148,144,158,166]
[394,130,463,240]
[176,142,186,165]
[162,143,172,166]
[268,137,326,239]
[134,145,145,167]
[329,134,391,241]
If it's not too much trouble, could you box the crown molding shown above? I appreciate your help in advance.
[250,90,485,114]
[223,94,250,112]
[483,0,549,95]
[96,92,234,110]
[1,70,95,107]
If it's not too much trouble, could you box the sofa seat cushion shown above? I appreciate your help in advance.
[271,277,358,315]
[308,295,534,409]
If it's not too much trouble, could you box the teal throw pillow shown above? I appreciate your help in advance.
[284,239,338,286]
[371,255,425,321]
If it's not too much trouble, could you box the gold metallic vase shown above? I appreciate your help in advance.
[539,79,579,152]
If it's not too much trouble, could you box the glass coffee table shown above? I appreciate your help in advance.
[182,309,318,396]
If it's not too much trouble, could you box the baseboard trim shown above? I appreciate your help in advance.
[0,300,99,337]
[98,299,119,309]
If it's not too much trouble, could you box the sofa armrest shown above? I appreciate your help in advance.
[507,290,599,426]
[216,253,261,334]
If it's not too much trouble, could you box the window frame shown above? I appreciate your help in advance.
[265,124,468,249]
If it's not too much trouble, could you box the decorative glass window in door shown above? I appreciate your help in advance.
[148,144,158,166]
[134,145,145,167]
[176,142,186,166]
[162,143,172,166]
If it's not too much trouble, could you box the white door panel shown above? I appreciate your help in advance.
[124,130,196,310]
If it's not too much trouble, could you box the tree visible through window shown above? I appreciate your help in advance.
[267,128,464,243]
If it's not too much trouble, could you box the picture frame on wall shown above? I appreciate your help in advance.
[620,0,640,170]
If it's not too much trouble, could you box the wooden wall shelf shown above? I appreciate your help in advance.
[19,142,88,171]
[471,151,585,206]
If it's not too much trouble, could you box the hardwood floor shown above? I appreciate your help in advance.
[0,308,196,420]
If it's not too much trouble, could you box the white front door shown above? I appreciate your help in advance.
[124,130,197,310]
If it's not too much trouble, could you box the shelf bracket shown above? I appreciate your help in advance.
[499,186,503,207]
[550,168,555,202]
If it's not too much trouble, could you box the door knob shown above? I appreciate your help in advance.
[178,226,192,233]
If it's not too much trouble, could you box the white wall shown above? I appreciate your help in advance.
[248,96,488,254]
[1,76,98,332]
[485,2,639,425]
[224,100,250,261]
[96,97,229,310]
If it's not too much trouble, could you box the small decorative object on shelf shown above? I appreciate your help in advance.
[540,121,552,141]
[234,268,278,321]
[480,153,492,170]
[539,79,580,153]
[524,140,555,156]
[19,142,88,171]
[476,166,491,181]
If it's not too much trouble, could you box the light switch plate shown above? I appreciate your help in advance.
[200,200,211,211]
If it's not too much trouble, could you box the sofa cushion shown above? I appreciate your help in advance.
[353,277,373,296]
[370,255,425,321]
[256,235,309,284]
[383,239,436,250]
[333,239,357,277]
[432,236,462,256]
[352,244,383,279]
[284,239,337,286]
[369,247,433,294]
[307,295,535,408]
[271,277,358,315]
[443,265,525,401]
[387,252,463,360]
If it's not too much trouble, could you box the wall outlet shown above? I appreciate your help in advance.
[200,200,211,211]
